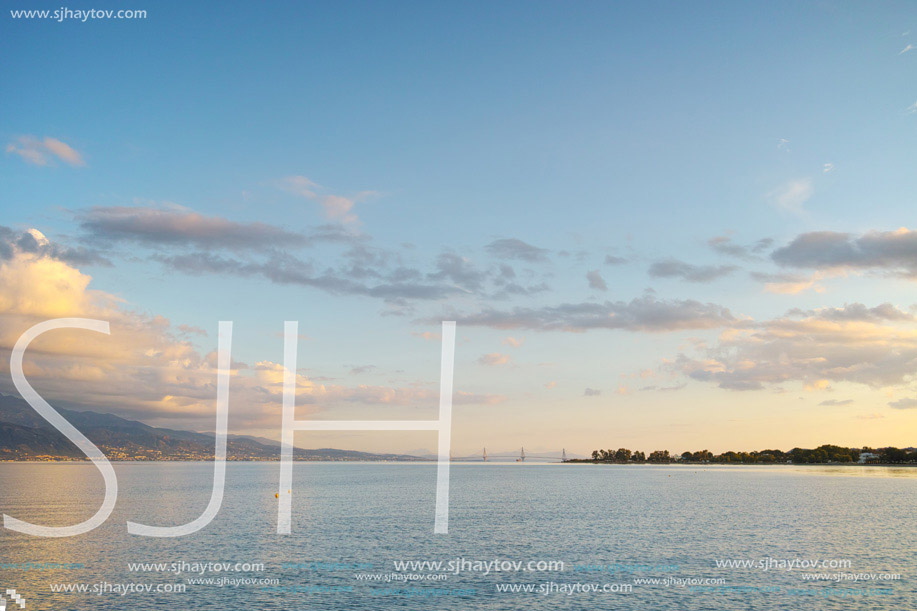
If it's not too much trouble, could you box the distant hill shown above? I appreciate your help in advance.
[0,393,424,462]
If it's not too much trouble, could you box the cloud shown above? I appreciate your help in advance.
[648,259,737,283]
[485,238,549,262]
[42,138,85,166]
[0,238,223,424]
[249,360,503,407]
[823,163,834,173]
[907,100,917,114]
[819,399,853,406]
[772,227,917,277]
[319,195,358,221]
[157,250,458,304]
[786,302,914,323]
[349,365,377,375]
[77,207,467,306]
[586,270,607,291]
[502,336,524,348]
[668,304,917,392]
[709,236,774,260]
[899,44,915,55]
[0,232,497,431]
[178,324,208,337]
[544,381,557,389]
[79,206,309,251]
[769,178,813,214]
[583,388,601,396]
[804,379,831,392]
[640,383,687,392]
[450,295,736,333]
[279,175,319,198]
[5,135,86,167]
[277,176,375,224]
[109,214,544,305]
[490,264,551,298]
[0,226,111,268]
[429,252,486,292]
[604,255,627,265]
[478,353,511,366]
[749,271,824,294]
[309,223,367,244]
[889,397,917,409]
[708,236,749,259]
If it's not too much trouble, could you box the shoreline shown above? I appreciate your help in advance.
[1,459,915,467]
[563,460,917,467]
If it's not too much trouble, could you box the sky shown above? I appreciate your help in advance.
[1,0,916,456]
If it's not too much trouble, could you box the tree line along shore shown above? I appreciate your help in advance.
[567,445,917,465]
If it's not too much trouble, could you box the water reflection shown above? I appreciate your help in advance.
[0,463,913,610]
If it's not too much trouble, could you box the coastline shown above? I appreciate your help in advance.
[2,459,915,467]
[563,460,917,467]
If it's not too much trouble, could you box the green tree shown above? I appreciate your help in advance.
[881,447,907,463]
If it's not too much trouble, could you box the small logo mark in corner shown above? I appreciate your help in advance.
[1,588,26,610]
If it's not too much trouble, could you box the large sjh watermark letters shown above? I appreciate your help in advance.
[4,319,457,537]
[277,321,456,535]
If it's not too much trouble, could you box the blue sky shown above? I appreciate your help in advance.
[2,1,917,454]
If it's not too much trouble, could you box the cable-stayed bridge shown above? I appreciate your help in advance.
[449,447,568,462]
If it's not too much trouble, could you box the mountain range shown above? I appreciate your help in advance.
[0,393,423,462]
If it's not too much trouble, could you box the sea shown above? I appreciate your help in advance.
[0,462,914,610]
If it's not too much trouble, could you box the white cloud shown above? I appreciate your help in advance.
[277,176,376,224]
[770,178,813,215]
[0,230,502,430]
[669,305,917,393]
[751,270,829,295]
[5,136,86,167]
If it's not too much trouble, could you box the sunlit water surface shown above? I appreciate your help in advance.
[0,463,914,610]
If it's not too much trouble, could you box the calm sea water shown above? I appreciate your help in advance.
[0,463,914,610]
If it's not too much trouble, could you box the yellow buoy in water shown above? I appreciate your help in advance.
[275,493,279,498]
